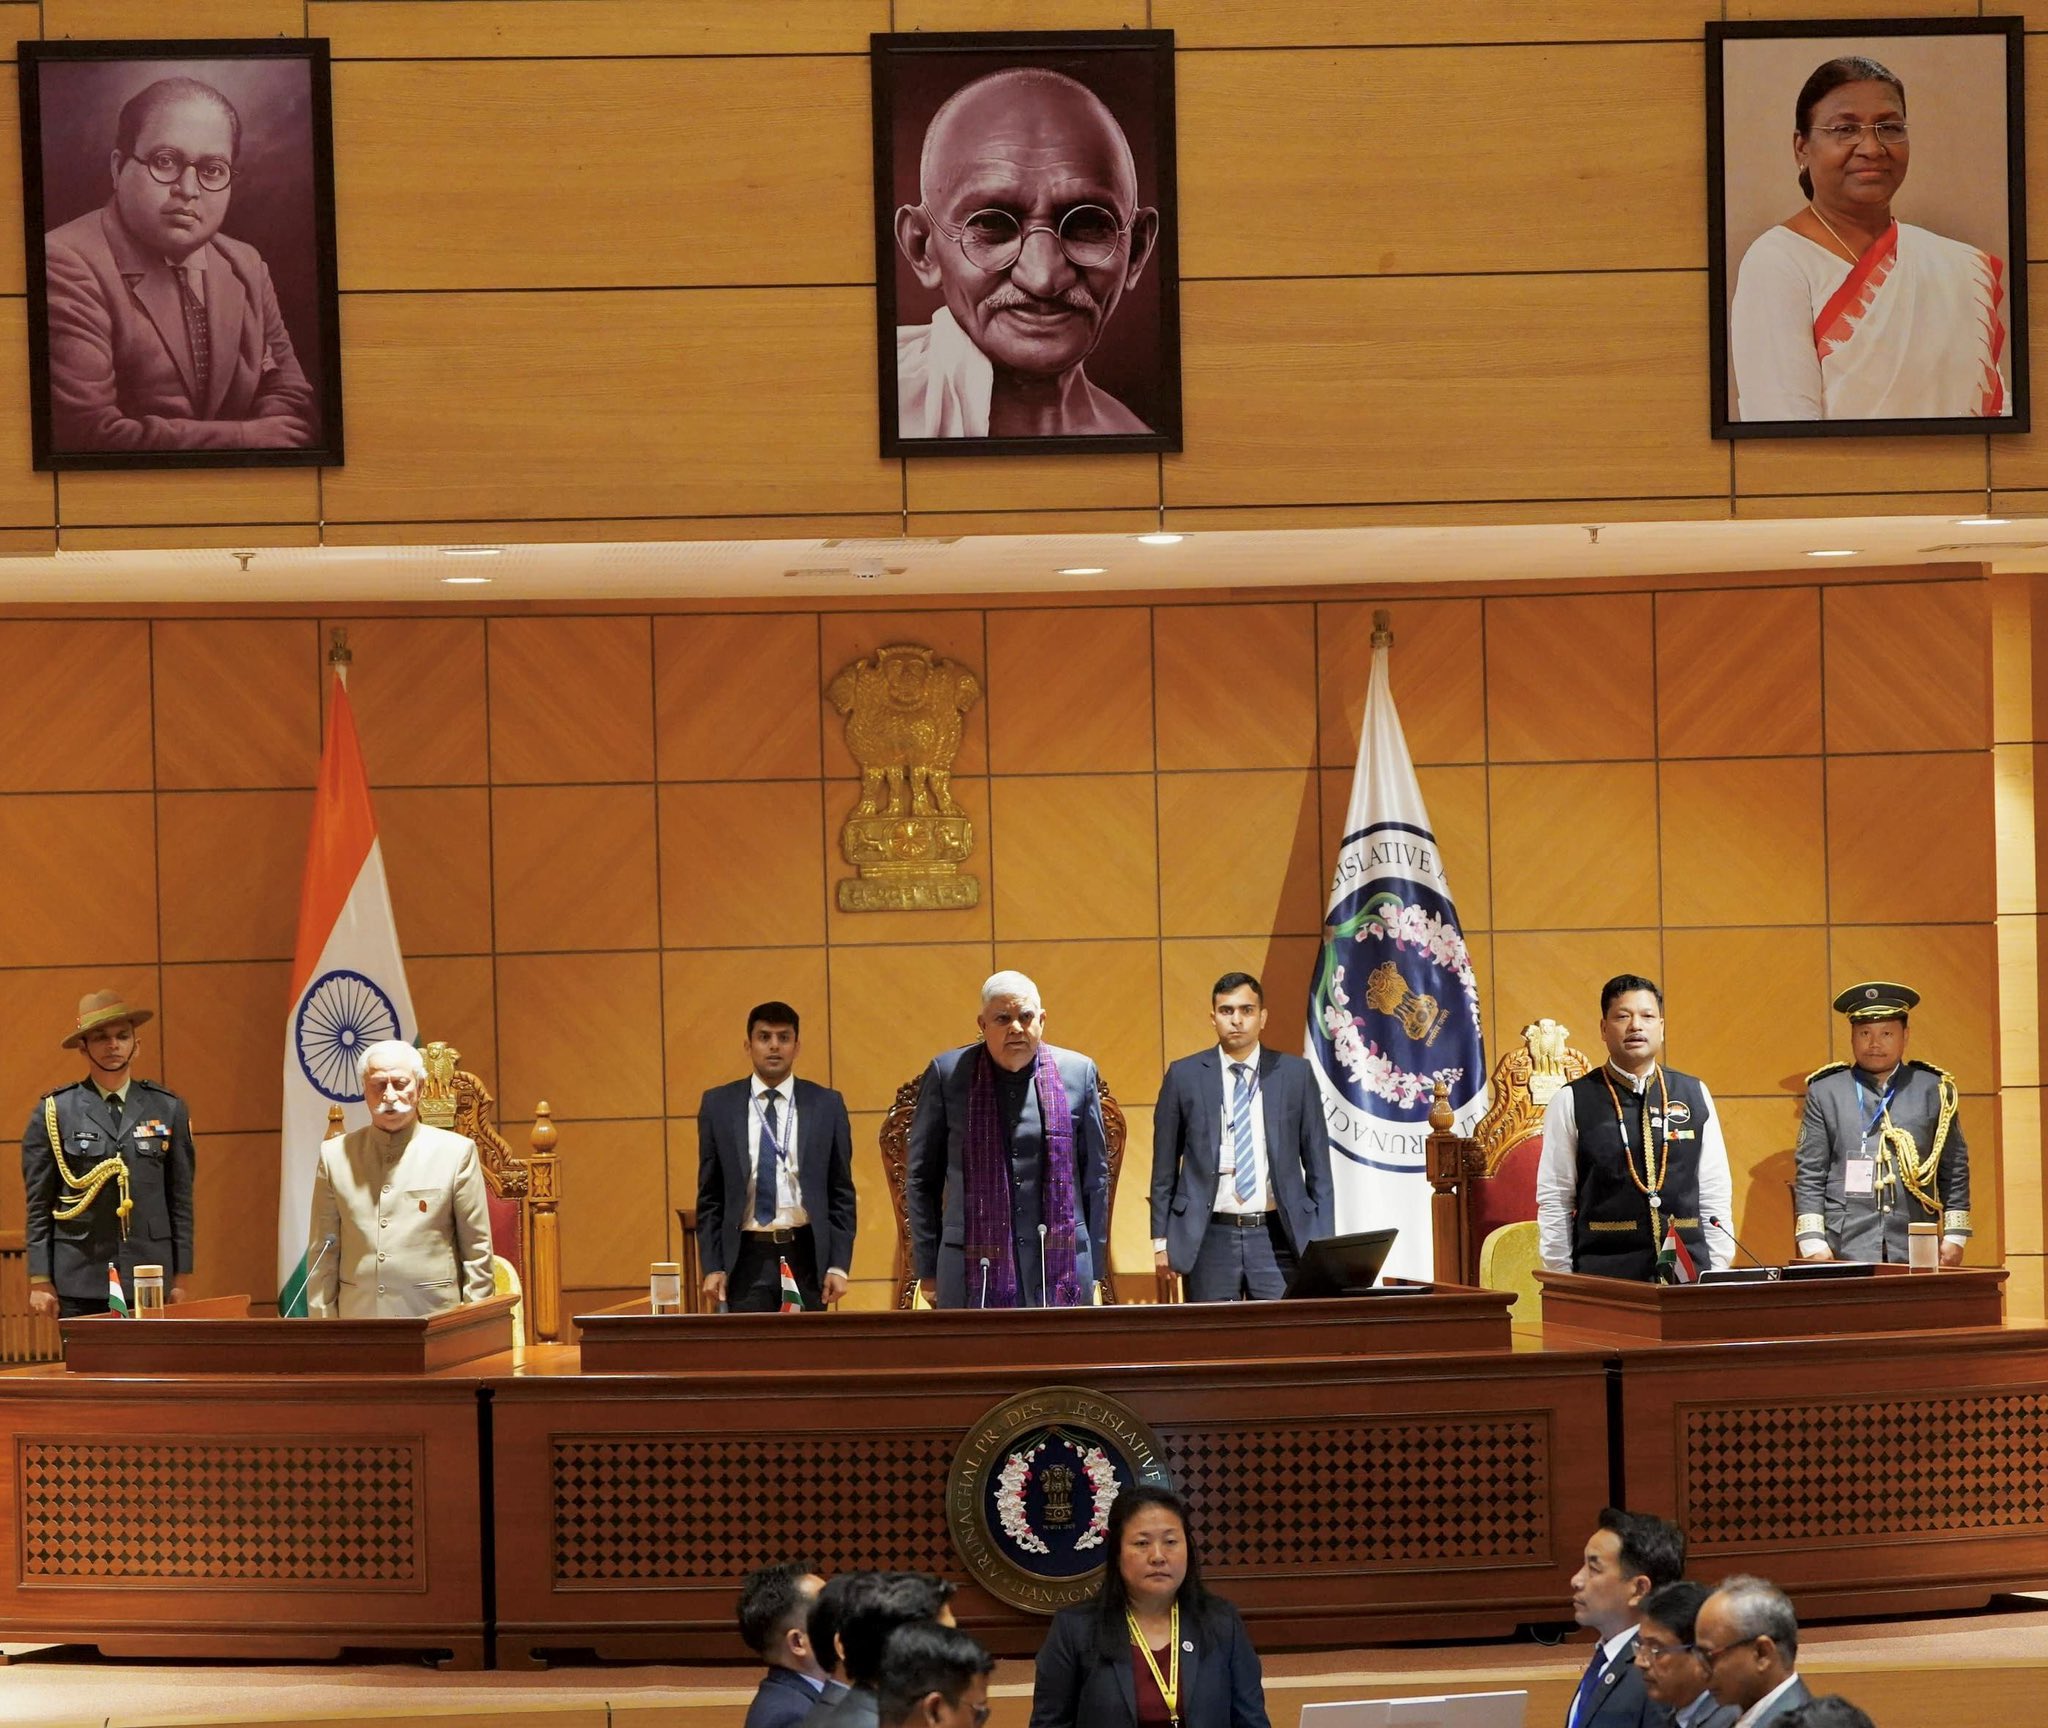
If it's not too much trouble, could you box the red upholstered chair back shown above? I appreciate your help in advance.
[485,1191,525,1287]
[1440,1018,1592,1286]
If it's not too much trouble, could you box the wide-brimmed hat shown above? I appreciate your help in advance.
[62,989,154,1050]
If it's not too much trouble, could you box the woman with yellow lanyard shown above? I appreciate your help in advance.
[1028,1485,1270,1728]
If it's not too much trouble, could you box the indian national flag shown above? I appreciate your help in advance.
[1657,1220,1700,1286]
[108,1265,129,1318]
[276,672,415,1314]
[779,1257,803,1314]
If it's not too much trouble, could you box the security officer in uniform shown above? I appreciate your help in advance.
[1795,981,1969,1266]
[22,990,195,1318]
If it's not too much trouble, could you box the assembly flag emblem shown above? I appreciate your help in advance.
[1307,615,1487,1281]
[276,671,416,1314]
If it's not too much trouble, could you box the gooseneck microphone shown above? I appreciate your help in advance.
[1706,1216,1782,1281]
[288,1234,339,1315]
[978,1256,991,1309]
[1038,1223,1050,1308]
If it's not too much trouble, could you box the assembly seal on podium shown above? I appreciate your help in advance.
[947,1385,1172,1613]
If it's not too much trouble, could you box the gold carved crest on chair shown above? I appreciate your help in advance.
[1469,1018,1591,1174]
[415,1041,563,1344]
[878,1049,1128,1309]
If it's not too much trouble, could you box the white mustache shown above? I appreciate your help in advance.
[981,284,1099,316]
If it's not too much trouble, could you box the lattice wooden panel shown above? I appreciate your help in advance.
[1685,1393,2048,1544]
[1161,1417,1552,1566]
[553,1435,956,1580]
[19,1440,420,1582]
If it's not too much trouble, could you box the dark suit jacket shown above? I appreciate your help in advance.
[44,201,317,454]
[906,1043,1108,1308]
[22,1077,195,1301]
[1029,1598,1270,1728]
[802,1683,876,1728]
[745,1666,835,1728]
[1671,1694,1741,1728]
[1150,1046,1331,1272]
[1574,1632,1655,1728]
[697,1077,857,1276]
[1744,1678,1813,1728]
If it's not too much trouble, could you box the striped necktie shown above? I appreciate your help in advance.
[755,1093,781,1225]
[1229,1063,1257,1203]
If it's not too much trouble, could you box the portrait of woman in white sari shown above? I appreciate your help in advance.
[1729,54,2009,423]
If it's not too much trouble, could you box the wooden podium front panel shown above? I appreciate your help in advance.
[1538,1266,2005,1344]
[1610,1325,2048,1618]
[0,1373,486,1667]
[490,1345,1610,1666]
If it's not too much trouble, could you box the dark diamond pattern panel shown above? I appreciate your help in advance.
[1161,1418,1550,1567]
[21,1440,419,1581]
[1686,1394,2048,1544]
[553,1436,955,1580]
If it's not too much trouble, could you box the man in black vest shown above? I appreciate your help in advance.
[1535,974,1733,1282]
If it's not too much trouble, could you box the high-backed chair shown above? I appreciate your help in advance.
[1427,1018,1590,1321]
[878,1051,1133,1308]
[415,1041,564,1344]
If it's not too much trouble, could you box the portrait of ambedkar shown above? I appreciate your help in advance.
[876,37,1181,455]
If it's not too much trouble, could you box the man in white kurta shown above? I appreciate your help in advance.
[307,1039,495,1318]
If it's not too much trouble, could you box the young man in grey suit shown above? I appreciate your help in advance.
[1151,972,1331,1302]
[697,1002,856,1312]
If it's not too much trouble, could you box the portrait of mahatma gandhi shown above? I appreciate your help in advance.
[874,34,1181,455]
[23,43,342,469]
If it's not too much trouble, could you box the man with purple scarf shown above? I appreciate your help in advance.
[906,970,1109,1309]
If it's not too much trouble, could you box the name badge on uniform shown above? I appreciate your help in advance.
[1846,1157,1876,1197]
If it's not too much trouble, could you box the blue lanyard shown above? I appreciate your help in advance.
[755,1092,791,1162]
[1860,1075,1898,1142]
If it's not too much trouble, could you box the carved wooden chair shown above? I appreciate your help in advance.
[332,1040,562,1343]
[879,1050,1131,1309]
[1426,1018,1590,1322]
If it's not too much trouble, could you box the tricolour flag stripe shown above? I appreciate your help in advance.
[276,674,415,1312]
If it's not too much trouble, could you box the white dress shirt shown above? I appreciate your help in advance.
[1536,1063,1734,1274]
[1570,1627,1640,1728]
[1733,1675,1803,1728]
[743,1077,807,1232]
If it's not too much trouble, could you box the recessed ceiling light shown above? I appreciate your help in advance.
[1057,566,1107,577]
[1955,515,2012,526]
[1804,548,1858,558]
[1135,531,1184,546]
[440,575,493,585]
[441,545,503,557]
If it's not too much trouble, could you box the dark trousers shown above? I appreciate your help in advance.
[58,1294,111,1318]
[727,1227,821,1312]
[1185,1211,1298,1302]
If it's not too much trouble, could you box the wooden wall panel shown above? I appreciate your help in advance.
[310,0,889,57]
[1178,44,1703,278]
[331,59,871,291]
[156,790,309,963]
[1166,275,1725,508]
[661,948,833,1116]
[1155,2,1719,47]
[493,784,660,952]
[1158,768,1322,937]
[1663,927,1832,1098]
[497,949,663,1124]
[1660,758,1827,928]
[407,953,499,1089]
[157,960,291,1136]
[986,607,1155,775]
[1490,762,1660,931]
[991,775,1159,941]
[1155,603,1315,769]
[1827,751,1996,925]
[1484,594,1653,764]
[827,943,995,1116]
[488,616,654,784]
[378,785,494,957]
[999,938,1163,1111]
[1319,599,1486,769]
[152,620,320,791]
[0,793,158,966]
[0,621,153,791]
[1656,588,1824,759]
[0,965,163,1136]
[331,618,490,788]
[659,781,827,949]
[1823,580,1991,756]
[319,289,898,524]
[655,614,823,783]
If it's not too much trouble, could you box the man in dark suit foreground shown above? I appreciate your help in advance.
[740,1561,845,1728]
[803,1573,956,1728]
[1698,1577,1811,1728]
[1565,1507,1686,1728]
[697,1001,856,1311]
[877,1621,993,1728]
[1152,970,1331,1300]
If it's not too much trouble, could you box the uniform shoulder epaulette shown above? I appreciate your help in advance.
[1805,1061,1850,1084]
[1906,1059,1956,1082]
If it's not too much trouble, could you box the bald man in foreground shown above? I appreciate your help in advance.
[893,67,1161,438]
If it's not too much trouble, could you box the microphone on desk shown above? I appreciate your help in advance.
[1038,1224,1049,1308]
[1706,1217,1782,1281]
[978,1256,991,1309]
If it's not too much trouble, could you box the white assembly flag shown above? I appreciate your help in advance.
[1306,620,1488,1281]
[277,672,415,1313]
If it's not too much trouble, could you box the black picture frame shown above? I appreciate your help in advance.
[871,28,1182,458]
[19,37,344,470]
[1707,17,2029,439]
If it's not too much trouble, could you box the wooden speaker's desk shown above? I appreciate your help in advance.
[1533,1267,2048,1618]
[0,1294,516,1669]
[487,1287,1614,1667]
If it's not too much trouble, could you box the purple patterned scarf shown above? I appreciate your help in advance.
[963,1044,1085,1307]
